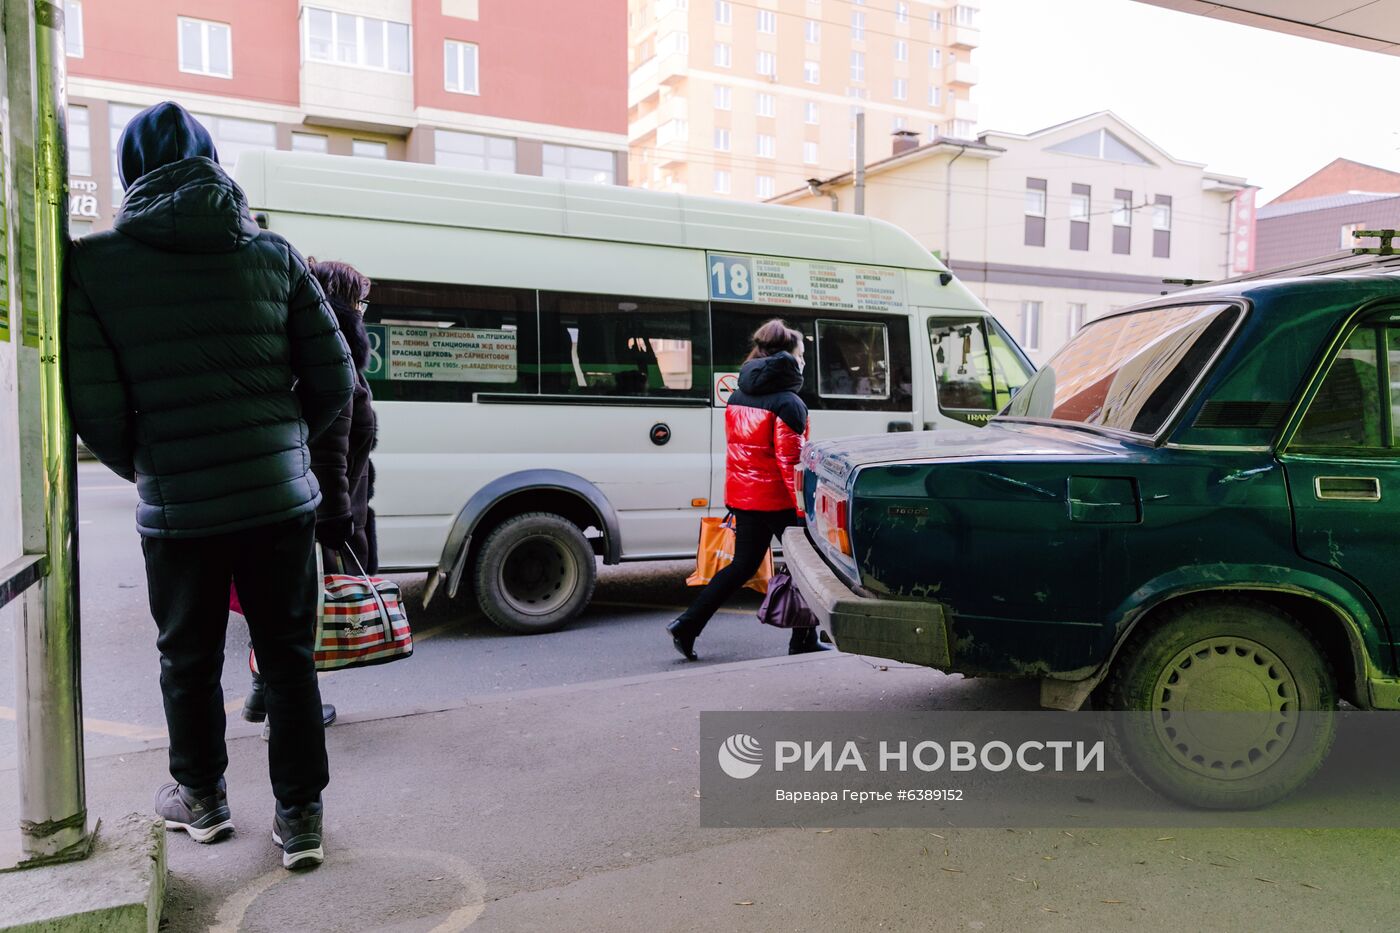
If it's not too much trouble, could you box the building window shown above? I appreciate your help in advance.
[851,11,866,41]
[951,119,974,138]
[65,1,83,57]
[353,139,388,159]
[757,9,776,33]
[178,17,232,78]
[755,175,775,199]
[757,93,776,118]
[436,130,515,173]
[804,60,820,83]
[929,48,941,67]
[1113,188,1133,254]
[1341,221,1363,249]
[714,127,731,151]
[444,40,479,94]
[805,19,821,42]
[1024,177,1047,248]
[756,134,775,158]
[714,0,731,24]
[107,103,142,193]
[67,105,91,175]
[1021,301,1042,352]
[930,9,942,29]
[658,31,689,59]
[1153,194,1172,258]
[291,132,329,153]
[303,8,410,74]
[955,5,978,26]
[928,86,941,107]
[896,1,909,23]
[756,50,776,77]
[714,169,731,194]
[192,113,276,171]
[895,40,908,62]
[1068,303,1087,336]
[850,51,865,82]
[893,78,907,101]
[714,42,731,67]
[803,141,819,164]
[543,144,616,184]
[714,85,732,110]
[893,116,907,130]
[805,101,820,124]
[1070,182,1090,251]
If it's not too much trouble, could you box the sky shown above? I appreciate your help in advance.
[972,0,1400,202]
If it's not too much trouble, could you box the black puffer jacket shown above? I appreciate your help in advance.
[65,108,355,538]
[310,299,378,569]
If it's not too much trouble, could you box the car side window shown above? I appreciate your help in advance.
[538,292,709,399]
[1293,327,1384,449]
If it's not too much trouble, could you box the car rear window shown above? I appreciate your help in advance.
[1001,302,1240,436]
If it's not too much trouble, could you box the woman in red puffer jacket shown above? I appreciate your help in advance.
[668,319,826,659]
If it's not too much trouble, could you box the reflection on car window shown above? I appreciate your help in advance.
[929,316,1034,412]
[817,319,889,399]
[1002,303,1239,436]
[1294,328,1383,448]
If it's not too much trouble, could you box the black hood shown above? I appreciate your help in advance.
[329,299,371,371]
[738,351,803,396]
[117,101,219,189]
[113,158,260,254]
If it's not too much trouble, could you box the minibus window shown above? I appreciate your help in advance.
[816,320,890,400]
[539,292,709,399]
[362,280,538,401]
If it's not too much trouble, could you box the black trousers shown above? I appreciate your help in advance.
[142,513,328,807]
[676,508,808,645]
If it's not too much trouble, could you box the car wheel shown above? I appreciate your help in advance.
[473,512,598,634]
[1102,596,1336,809]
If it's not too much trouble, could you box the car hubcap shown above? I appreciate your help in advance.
[499,535,579,617]
[1151,636,1299,780]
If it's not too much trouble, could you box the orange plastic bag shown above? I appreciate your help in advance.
[686,514,773,594]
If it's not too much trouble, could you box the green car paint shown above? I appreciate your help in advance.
[799,276,1400,709]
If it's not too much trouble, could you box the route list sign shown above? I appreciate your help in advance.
[708,252,906,313]
[364,324,517,382]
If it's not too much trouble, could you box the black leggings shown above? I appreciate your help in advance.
[676,508,803,641]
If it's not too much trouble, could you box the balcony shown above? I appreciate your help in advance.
[951,25,979,49]
[950,60,979,86]
[954,97,978,122]
[301,61,414,134]
[630,97,689,144]
[628,51,690,108]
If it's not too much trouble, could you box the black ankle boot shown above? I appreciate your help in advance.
[666,620,698,661]
[788,627,831,655]
[242,678,267,722]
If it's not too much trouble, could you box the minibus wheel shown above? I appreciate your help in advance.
[473,512,598,634]
[1102,596,1336,809]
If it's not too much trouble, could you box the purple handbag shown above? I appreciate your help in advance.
[757,570,818,629]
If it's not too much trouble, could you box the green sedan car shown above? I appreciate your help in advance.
[784,272,1400,807]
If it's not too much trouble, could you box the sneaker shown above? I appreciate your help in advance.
[260,704,337,742]
[155,779,234,843]
[273,801,324,870]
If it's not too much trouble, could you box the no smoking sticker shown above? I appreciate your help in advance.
[714,372,739,406]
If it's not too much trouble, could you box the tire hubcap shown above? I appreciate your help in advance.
[499,535,579,617]
[1151,636,1299,780]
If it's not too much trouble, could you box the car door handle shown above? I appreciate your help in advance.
[1314,476,1381,501]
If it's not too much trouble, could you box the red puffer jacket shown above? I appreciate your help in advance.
[725,353,809,512]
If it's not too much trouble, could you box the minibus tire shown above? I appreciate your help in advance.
[473,512,597,634]
[1102,596,1336,810]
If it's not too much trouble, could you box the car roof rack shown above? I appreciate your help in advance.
[1173,229,1400,290]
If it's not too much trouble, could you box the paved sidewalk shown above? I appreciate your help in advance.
[2,652,1395,932]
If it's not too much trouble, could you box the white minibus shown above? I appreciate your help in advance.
[234,151,1033,633]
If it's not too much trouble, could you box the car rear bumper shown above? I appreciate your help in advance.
[781,528,952,668]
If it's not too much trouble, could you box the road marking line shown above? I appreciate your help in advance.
[0,705,166,741]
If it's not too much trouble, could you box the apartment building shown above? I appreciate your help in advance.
[775,112,1254,362]
[64,0,628,233]
[1256,158,1400,268]
[627,0,980,200]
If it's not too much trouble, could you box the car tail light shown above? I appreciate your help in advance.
[815,484,852,556]
[793,464,806,516]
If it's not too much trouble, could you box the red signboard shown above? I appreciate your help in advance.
[1230,187,1259,274]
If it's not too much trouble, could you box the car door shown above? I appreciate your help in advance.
[1281,313,1400,628]
[924,312,1034,429]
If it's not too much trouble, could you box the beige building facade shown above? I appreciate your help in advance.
[627,0,981,200]
[775,112,1252,362]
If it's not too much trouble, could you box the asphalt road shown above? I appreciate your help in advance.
[0,463,800,767]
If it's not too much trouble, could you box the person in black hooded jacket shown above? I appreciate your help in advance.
[242,259,379,729]
[64,101,354,870]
